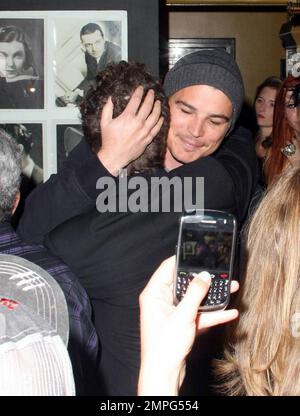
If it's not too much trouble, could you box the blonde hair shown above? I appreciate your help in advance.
[215,164,300,396]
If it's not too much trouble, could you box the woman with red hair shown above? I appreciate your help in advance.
[264,75,300,186]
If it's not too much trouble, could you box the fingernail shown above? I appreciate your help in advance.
[194,271,211,284]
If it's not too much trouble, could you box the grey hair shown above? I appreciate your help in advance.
[0,129,21,222]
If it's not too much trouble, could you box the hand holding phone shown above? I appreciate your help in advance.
[174,210,237,312]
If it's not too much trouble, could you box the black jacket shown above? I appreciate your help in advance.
[18,125,258,245]
[77,41,121,94]
[17,125,258,395]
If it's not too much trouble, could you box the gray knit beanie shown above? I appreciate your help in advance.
[164,49,244,130]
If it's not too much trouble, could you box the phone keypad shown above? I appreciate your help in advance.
[176,272,229,308]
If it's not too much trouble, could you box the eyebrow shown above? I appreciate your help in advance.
[175,99,231,122]
[0,51,24,56]
[257,96,275,102]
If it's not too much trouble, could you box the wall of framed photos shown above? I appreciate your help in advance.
[0,0,160,182]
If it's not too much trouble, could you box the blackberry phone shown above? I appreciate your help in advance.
[174,210,237,312]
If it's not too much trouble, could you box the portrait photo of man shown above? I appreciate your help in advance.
[54,19,124,107]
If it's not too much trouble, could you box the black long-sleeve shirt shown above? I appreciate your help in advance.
[18,125,258,245]
[17,125,258,395]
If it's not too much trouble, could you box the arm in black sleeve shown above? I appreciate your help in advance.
[167,125,258,223]
[18,139,113,244]
[167,155,236,213]
[214,125,259,222]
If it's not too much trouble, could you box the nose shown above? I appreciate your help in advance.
[259,102,266,113]
[6,55,14,68]
[189,117,205,138]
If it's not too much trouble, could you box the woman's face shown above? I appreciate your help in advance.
[285,88,300,136]
[255,86,277,128]
[0,40,26,79]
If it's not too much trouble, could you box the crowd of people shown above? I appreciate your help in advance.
[1,23,300,396]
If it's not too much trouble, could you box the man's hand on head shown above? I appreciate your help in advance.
[98,86,164,176]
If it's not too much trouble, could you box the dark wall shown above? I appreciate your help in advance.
[0,0,160,76]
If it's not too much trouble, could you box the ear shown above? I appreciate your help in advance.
[224,120,233,138]
[224,128,231,138]
[11,191,20,215]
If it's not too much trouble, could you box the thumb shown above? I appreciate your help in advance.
[100,96,114,128]
[176,272,211,322]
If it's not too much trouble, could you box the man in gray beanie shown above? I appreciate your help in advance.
[18,55,258,395]
[164,49,244,131]
[163,49,245,169]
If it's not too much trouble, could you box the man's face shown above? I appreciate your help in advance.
[0,40,26,78]
[81,30,104,59]
[165,85,233,170]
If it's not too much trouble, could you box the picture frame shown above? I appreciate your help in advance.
[50,12,127,109]
[169,38,235,68]
[0,18,44,110]
[0,10,127,180]
[166,0,286,5]
[55,122,83,172]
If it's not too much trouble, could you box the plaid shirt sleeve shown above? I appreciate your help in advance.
[0,222,101,395]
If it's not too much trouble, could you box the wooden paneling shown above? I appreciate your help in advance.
[169,10,287,101]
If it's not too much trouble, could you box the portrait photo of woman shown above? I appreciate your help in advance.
[0,19,44,109]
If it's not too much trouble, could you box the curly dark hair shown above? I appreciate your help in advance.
[80,60,169,174]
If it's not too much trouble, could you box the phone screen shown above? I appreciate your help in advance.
[179,227,233,272]
[175,211,237,311]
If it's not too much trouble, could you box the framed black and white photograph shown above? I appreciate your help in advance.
[0,122,44,184]
[0,10,128,180]
[0,18,44,109]
[51,11,127,108]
